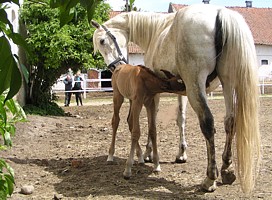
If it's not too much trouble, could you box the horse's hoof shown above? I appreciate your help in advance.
[144,158,153,163]
[153,171,160,175]
[153,164,161,173]
[221,170,236,185]
[106,160,115,165]
[175,158,187,163]
[123,170,131,180]
[138,162,145,166]
[123,175,131,180]
[201,177,217,192]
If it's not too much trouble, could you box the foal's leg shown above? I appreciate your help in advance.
[175,95,188,163]
[127,100,144,164]
[187,87,218,192]
[123,101,143,179]
[108,92,124,162]
[145,97,161,173]
[220,83,236,185]
[143,94,160,162]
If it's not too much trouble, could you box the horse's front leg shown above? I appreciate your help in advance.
[108,93,124,163]
[175,95,188,163]
[123,101,143,179]
[187,89,218,192]
[145,97,161,173]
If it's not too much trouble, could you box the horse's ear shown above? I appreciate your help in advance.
[91,20,101,29]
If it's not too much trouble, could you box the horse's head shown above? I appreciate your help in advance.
[91,20,128,70]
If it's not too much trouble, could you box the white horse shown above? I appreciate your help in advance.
[92,4,261,193]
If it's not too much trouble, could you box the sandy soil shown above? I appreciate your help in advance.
[1,94,272,200]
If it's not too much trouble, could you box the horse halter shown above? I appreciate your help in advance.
[101,25,128,71]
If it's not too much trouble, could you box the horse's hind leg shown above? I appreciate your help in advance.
[220,83,236,185]
[175,95,188,163]
[108,92,124,163]
[187,88,218,192]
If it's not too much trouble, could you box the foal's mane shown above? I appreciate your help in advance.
[137,65,166,81]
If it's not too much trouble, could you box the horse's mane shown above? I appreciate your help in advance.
[128,12,174,50]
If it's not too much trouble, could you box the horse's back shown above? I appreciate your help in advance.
[149,5,222,90]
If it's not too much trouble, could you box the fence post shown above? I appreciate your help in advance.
[83,79,86,99]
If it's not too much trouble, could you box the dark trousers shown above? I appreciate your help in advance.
[65,91,72,106]
[75,92,83,106]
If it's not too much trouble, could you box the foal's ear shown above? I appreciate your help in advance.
[160,69,175,79]
[91,20,101,29]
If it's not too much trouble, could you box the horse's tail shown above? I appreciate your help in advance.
[217,8,261,193]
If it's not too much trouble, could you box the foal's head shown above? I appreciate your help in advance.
[139,66,185,93]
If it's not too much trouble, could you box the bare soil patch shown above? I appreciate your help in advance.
[2,95,272,199]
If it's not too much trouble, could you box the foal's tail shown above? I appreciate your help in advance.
[217,8,261,193]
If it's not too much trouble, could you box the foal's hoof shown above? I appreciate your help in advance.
[123,175,131,180]
[221,170,236,185]
[144,157,153,163]
[106,160,115,165]
[201,177,217,192]
[138,162,145,166]
[175,158,187,163]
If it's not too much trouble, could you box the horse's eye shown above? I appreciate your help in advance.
[100,39,105,45]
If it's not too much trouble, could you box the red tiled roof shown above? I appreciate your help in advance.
[169,4,272,45]
[229,7,272,45]
[109,11,122,18]
[128,42,144,54]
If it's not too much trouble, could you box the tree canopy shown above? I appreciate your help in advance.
[20,0,110,108]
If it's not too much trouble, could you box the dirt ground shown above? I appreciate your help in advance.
[1,93,272,200]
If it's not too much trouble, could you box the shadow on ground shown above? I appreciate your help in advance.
[9,156,209,199]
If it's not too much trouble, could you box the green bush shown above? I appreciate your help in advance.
[0,95,27,199]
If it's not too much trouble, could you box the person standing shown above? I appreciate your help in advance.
[73,71,83,106]
[63,75,73,106]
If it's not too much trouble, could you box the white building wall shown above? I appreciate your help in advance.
[256,44,272,66]
[6,3,26,105]
[128,54,144,65]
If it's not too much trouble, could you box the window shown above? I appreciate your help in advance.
[261,60,269,65]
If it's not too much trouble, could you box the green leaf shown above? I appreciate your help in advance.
[80,0,100,23]
[65,0,80,10]
[0,100,7,124]
[14,55,29,84]
[59,8,74,27]
[0,36,13,94]
[8,32,31,55]
[0,0,19,6]
[0,8,13,32]
[4,174,14,196]
[5,97,16,114]
[4,58,22,102]
[4,131,12,146]
[49,0,62,8]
